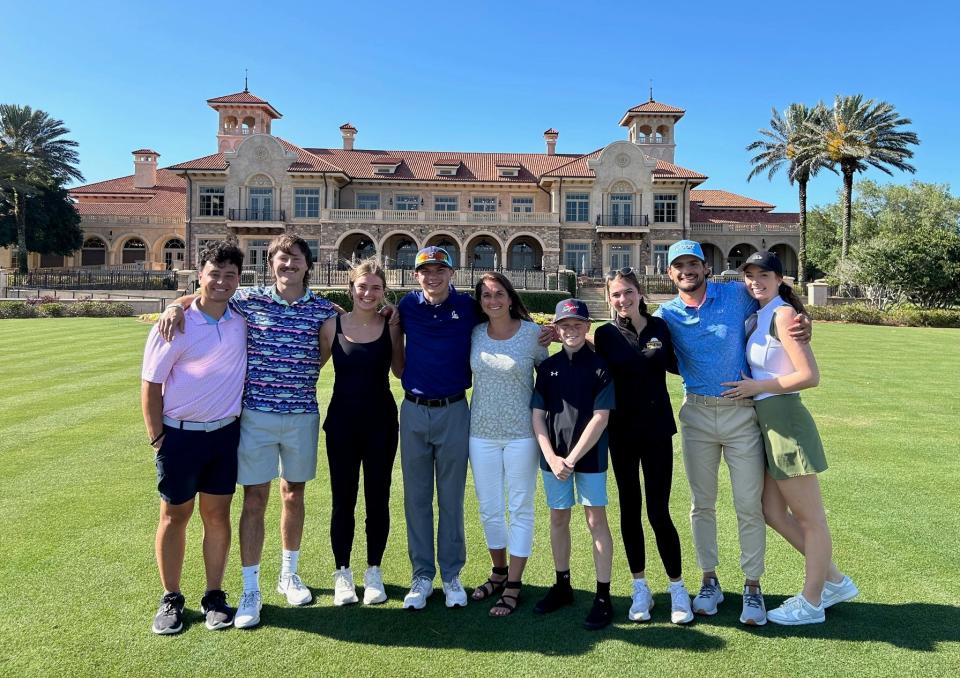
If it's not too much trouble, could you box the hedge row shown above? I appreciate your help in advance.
[0,301,137,319]
[808,304,960,328]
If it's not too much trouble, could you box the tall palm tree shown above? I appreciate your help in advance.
[0,105,83,273]
[811,95,919,261]
[747,103,831,283]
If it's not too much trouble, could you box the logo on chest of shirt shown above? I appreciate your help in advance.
[645,337,663,351]
[451,310,459,320]
[550,370,559,376]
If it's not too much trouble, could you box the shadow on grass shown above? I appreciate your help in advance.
[687,592,959,653]
[259,585,725,655]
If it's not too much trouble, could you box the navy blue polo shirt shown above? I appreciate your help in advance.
[531,345,615,473]
[399,286,480,398]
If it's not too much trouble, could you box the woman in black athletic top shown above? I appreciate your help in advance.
[319,258,404,607]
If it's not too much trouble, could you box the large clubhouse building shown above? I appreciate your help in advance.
[7,89,802,277]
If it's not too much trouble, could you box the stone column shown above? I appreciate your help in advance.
[808,281,829,307]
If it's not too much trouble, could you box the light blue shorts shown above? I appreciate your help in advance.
[541,470,608,509]
[237,409,320,485]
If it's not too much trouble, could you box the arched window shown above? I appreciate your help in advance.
[163,238,185,270]
[396,239,417,268]
[510,242,534,270]
[473,240,495,269]
[122,237,147,264]
[433,239,459,267]
[353,238,376,261]
[81,237,107,267]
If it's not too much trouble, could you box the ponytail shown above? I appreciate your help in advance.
[779,282,805,314]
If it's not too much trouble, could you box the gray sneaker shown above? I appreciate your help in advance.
[821,575,859,608]
[691,577,723,615]
[740,584,767,626]
[151,591,185,635]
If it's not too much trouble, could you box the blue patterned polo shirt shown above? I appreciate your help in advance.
[230,286,336,414]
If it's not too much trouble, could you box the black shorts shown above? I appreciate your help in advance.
[155,420,240,505]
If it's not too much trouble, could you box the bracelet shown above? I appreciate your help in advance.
[165,303,184,312]
[150,432,165,446]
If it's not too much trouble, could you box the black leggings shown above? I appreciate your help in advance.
[608,430,682,578]
[325,420,398,569]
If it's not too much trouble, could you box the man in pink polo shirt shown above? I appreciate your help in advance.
[141,242,247,635]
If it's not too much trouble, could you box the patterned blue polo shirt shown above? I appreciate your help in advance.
[654,281,758,397]
[230,286,336,414]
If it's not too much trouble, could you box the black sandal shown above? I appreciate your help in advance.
[472,574,507,601]
[489,582,521,617]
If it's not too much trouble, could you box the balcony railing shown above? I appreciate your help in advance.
[690,222,799,235]
[228,209,286,222]
[322,208,559,226]
[596,214,650,228]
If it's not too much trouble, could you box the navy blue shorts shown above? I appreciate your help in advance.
[155,420,241,505]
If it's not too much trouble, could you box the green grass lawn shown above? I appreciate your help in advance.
[0,318,958,677]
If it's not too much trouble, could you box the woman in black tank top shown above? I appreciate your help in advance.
[319,259,404,606]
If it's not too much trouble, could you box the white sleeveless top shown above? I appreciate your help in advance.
[746,297,797,401]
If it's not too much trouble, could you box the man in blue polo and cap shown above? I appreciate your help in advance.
[655,240,809,626]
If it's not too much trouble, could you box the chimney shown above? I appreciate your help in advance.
[340,123,357,151]
[544,128,558,155]
[132,149,159,188]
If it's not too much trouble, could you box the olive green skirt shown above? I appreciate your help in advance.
[754,394,828,480]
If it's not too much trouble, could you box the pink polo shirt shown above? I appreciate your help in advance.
[141,301,247,422]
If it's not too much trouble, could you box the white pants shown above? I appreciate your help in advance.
[468,436,539,557]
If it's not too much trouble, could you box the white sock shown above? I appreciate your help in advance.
[634,576,648,587]
[242,564,260,593]
[669,578,685,589]
[282,549,299,577]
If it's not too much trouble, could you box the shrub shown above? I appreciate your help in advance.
[24,295,59,306]
[516,291,571,313]
[808,303,960,328]
[66,301,136,317]
[0,301,38,319]
[37,303,68,318]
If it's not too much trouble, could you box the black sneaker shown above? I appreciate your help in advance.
[200,589,235,630]
[152,592,185,635]
[583,595,614,630]
[533,584,574,614]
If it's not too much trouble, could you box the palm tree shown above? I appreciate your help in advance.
[811,95,919,261]
[0,105,83,273]
[747,103,831,283]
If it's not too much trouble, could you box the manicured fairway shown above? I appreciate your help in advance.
[0,318,958,677]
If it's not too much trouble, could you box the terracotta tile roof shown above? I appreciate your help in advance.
[206,91,282,117]
[277,138,343,173]
[544,128,559,136]
[541,151,706,181]
[624,100,686,114]
[496,160,522,168]
[69,169,186,217]
[371,156,403,165]
[433,158,461,166]
[652,159,706,180]
[690,189,774,209]
[132,148,159,155]
[339,122,357,131]
[167,153,229,171]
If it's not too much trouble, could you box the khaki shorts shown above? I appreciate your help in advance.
[237,409,320,485]
[754,394,828,480]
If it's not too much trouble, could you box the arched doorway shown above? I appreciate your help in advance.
[770,243,799,279]
[727,243,757,272]
[508,236,543,270]
[122,237,147,264]
[337,233,377,267]
[382,233,419,268]
[81,237,107,267]
[163,238,185,270]
[699,242,722,272]
[424,235,460,268]
[468,238,499,270]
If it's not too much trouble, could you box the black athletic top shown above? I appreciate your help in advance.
[594,314,678,438]
[325,315,396,420]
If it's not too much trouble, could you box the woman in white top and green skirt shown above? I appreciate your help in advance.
[721,251,858,626]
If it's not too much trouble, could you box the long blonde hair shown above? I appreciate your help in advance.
[347,257,389,304]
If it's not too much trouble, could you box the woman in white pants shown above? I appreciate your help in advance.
[468,272,548,616]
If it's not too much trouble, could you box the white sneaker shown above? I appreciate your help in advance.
[740,585,767,626]
[442,576,468,608]
[363,566,387,605]
[277,573,313,606]
[332,567,358,606]
[822,575,859,608]
[692,578,724,615]
[669,582,694,624]
[628,579,654,622]
[402,576,434,610]
[768,594,825,625]
[234,590,262,629]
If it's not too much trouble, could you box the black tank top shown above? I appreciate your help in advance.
[329,314,395,408]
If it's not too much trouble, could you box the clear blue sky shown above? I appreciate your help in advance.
[3,0,957,210]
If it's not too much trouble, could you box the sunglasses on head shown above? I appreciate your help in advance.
[606,266,637,278]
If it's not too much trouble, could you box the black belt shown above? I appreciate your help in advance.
[404,392,466,408]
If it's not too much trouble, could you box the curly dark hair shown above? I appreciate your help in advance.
[199,241,244,271]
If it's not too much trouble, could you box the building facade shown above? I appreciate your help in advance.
[7,90,800,277]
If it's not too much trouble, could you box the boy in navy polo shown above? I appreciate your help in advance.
[531,299,616,630]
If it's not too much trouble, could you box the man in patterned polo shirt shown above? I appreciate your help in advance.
[160,234,336,629]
